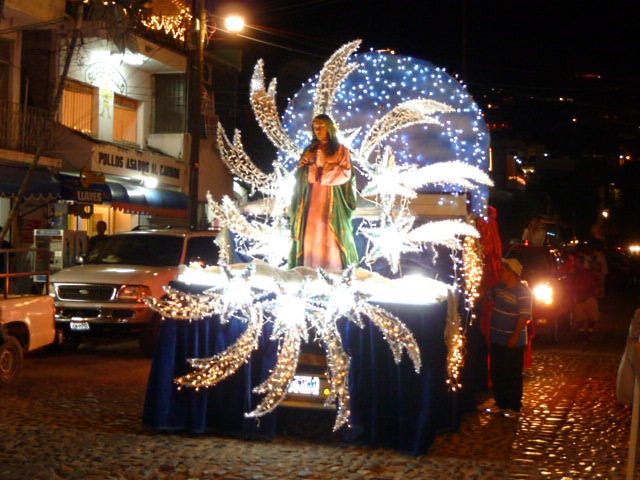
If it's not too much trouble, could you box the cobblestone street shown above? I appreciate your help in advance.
[0,290,638,479]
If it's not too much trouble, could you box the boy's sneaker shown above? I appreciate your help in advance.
[477,399,501,414]
[502,409,520,419]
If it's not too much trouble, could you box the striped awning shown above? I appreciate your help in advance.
[59,175,187,217]
[0,164,61,200]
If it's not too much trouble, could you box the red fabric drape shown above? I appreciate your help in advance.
[477,206,503,339]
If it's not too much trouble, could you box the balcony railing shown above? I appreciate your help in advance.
[0,101,54,155]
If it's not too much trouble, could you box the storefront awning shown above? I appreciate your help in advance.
[110,183,188,217]
[60,174,187,217]
[0,164,61,200]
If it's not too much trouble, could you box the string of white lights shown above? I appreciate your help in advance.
[313,40,362,117]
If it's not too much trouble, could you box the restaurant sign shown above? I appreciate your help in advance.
[73,189,104,204]
[91,143,185,189]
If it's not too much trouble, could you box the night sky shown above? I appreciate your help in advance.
[216,1,638,87]
[209,1,639,167]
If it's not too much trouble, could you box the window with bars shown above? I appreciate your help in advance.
[153,73,186,133]
[61,79,96,134]
[114,94,138,143]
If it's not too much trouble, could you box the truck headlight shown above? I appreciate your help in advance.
[116,285,152,302]
[532,283,554,306]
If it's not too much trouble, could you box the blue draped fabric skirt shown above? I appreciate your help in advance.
[142,296,480,454]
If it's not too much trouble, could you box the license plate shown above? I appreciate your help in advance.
[70,321,90,331]
[288,375,320,396]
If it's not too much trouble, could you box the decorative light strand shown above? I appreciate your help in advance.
[444,289,465,391]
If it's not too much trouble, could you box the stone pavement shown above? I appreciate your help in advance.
[0,290,638,480]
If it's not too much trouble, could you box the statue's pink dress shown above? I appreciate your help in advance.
[300,144,352,272]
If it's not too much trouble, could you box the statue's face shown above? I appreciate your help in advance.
[312,120,329,143]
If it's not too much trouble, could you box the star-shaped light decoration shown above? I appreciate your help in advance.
[359,210,420,274]
[216,263,264,322]
[207,194,292,267]
[360,147,420,200]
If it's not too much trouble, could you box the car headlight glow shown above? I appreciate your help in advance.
[117,285,152,302]
[533,283,554,306]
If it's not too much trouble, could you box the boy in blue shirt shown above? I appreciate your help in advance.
[481,257,532,418]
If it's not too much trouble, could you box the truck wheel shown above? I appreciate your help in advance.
[0,336,24,386]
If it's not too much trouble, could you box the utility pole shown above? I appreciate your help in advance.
[187,0,205,230]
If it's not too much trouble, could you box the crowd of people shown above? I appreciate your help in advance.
[519,215,609,333]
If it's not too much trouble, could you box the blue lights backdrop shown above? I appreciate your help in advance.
[280,51,490,215]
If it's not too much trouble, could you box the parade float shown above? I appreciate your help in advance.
[145,40,493,447]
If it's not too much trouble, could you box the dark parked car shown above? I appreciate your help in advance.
[504,245,571,340]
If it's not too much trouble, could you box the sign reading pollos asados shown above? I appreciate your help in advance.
[91,144,184,188]
[96,151,180,179]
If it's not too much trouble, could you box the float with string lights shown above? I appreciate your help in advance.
[148,40,491,430]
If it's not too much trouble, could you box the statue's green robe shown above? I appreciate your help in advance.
[288,145,359,271]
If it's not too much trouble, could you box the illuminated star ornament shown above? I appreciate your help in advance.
[359,209,419,273]
[149,40,493,430]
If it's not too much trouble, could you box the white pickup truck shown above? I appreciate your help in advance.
[50,229,219,356]
[0,247,56,385]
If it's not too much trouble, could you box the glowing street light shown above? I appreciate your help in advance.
[224,15,245,32]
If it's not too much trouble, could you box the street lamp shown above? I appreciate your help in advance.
[224,15,245,32]
[187,2,244,230]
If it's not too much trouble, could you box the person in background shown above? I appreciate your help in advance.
[288,114,358,272]
[568,252,600,335]
[589,239,608,299]
[88,220,109,256]
[479,257,532,419]
[521,216,546,247]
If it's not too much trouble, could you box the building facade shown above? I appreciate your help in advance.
[0,0,233,256]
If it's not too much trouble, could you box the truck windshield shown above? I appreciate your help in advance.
[85,234,183,266]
